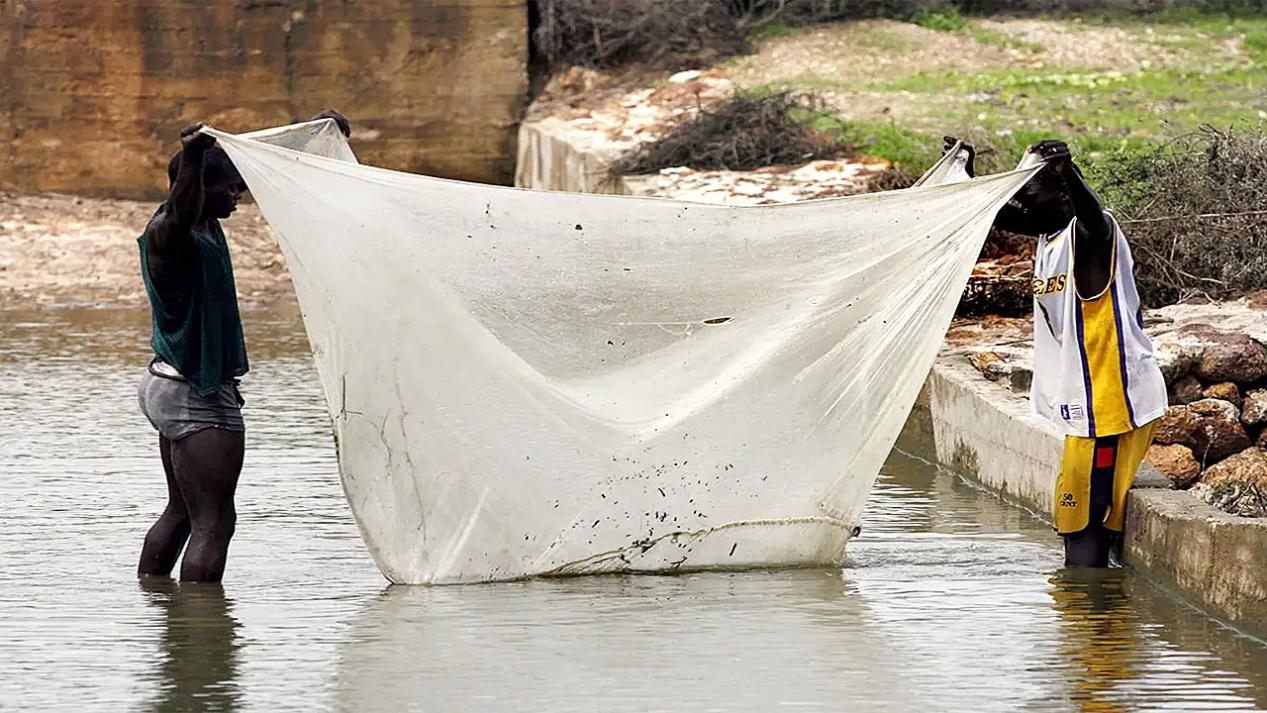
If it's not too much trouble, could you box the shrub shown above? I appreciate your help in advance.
[532,0,750,69]
[609,92,850,174]
[1089,127,1267,306]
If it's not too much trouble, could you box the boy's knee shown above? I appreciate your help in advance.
[192,509,236,541]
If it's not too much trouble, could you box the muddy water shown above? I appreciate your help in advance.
[2,306,1265,712]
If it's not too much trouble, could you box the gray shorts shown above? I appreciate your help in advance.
[138,360,245,441]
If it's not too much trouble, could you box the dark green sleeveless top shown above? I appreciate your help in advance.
[138,214,249,397]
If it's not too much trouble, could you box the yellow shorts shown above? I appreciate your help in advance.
[1054,421,1157,534]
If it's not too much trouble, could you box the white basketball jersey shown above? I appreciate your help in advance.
[1030,212,1168,438]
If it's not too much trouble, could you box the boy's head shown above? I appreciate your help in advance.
[167,147,247,220]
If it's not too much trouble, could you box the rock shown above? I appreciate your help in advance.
[1170,374,1204,405]
[1187,398,1252,465]
[1243,389,1267,425]
[983,361,1012,382]
[1190,398,1240,421]
[1201,447,1267,486]
[1010,365,1033,395]
[1202,382,1242,410]
[1145,444,1202,488]
[1154,405,1198,445]
[1258,429,1267,449]
[1196,332,1267,385]
[1193,448,1267,517]
[1132,462,1172,489]
[1153,340,1200,383]
[969,351,1009,381]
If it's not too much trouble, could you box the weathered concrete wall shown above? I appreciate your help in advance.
[1126,489,1267,641]
[514,118,627,194]
[1,0,527,198]
[927,357,1065,518]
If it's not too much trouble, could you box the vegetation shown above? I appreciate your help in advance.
[610,92,849,174]
[1090,128,1267,305]
[542,2,1267,306]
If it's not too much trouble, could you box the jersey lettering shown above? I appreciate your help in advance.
[1032,273,1067,296]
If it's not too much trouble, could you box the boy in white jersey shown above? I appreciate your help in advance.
[942,137,1168,567]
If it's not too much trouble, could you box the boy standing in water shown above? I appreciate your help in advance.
[942,137,1168,566]
[136,110,351,582]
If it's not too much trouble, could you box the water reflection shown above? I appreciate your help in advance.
[1050,569,1143,713]
[333,571,933,713]
[2,307,1266,712]
[140,579,243,713]
[1049,569,1266,712]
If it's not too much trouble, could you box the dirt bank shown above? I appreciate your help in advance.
[0,192,292,309]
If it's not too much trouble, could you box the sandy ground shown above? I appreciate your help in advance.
[0,192,291,309]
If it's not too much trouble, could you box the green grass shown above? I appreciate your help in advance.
[907,6,1041,53]
[910,7,970,33]
[870,63,1266,165]
[751,20,796,39]
[1081,7,1267,33]
[1245,30,1267,61]
[735,11,1267,173]
[800,112,941,170]
[963,24,1042,53]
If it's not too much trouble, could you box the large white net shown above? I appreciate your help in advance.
[210,122,1036,584]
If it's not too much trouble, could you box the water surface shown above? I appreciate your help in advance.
[2,307,1265,712]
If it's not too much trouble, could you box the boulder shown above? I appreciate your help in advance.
[1145,444,1202,488]
[1190,398,1240,421]
[1242,389,1267,426]
[1155,339,1201,387]
[1154,405,1198,445]
[1258,428,1267,449]
[1187,398,1252,465]
[1193,448,1267,518]
[1170,375,1204,405]
[1202,382,1242,410]
[1153,339,1200,383]
[1196,332,1267,385]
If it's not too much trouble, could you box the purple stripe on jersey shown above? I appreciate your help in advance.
[1074,300,1097,437]
[1111,283,1138,429]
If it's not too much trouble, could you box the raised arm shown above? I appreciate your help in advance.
[1030,140,1109,245]
[1030,140,1113,295]
[147,124,215,254]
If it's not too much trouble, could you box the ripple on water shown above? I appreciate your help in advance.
[1,307,1265,712]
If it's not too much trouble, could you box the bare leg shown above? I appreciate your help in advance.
[138,436,192,577]
[1063,506,1112,567]
[171,428,244,583]
[1063,435,1119,568]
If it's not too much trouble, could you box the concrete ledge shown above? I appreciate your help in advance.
[927,356,1064,520]
[1125,489,1267,640]
[927,353,1267,641]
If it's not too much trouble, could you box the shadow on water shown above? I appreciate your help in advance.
[138,579,243,713]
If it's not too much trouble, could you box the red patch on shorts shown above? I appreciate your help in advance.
[1095,446,1117,470]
